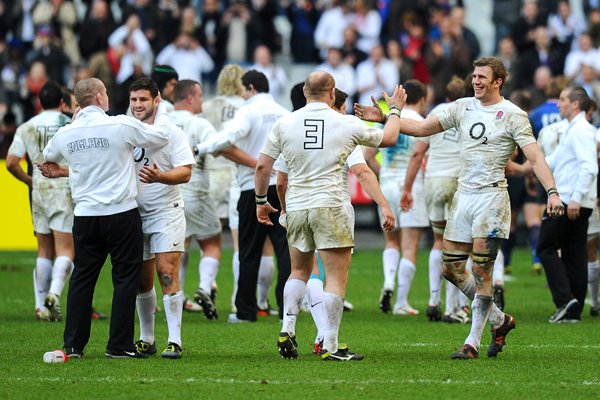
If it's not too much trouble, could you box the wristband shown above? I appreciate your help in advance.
[388,108,401,119]
[255,193,267,205]
[547,187,559,197]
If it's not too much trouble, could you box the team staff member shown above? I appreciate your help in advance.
[538,86,598,323]
[41,77,172,359]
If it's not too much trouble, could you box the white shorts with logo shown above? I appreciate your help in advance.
[444,188,511,243]
[183,191,222,241]
[425,176,458,222]
[588,204,600,237]
[208,168,233,219]
[32,188,74,234]
[379,179,429,229]
[142,209,186,260]
[286,206,354,252]
[228,178,241,230]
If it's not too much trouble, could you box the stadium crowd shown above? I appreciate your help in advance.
[3,0,600,360]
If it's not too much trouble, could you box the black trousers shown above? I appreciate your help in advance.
[537,206,592,318]
[235,185,291,321]
[64,208,143,351]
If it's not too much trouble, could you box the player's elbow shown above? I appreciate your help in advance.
[5,156,20,174]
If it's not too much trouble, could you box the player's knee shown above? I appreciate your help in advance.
[441,251,469,281]
[158,273,175,289]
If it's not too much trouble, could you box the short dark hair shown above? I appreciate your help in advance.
[242,70,269,93]
[61,87,74,108]
[173,79,199,102]
[290,82,306,111]
[568,86,592,112]
[404,79,427,105]
[39,80,63,109]
[129,77,160,98]
[334,88,348,110]
[151,64,179,93]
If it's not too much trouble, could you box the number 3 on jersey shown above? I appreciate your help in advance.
[304,119,324,150]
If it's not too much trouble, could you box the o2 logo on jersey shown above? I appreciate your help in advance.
[469,122,488,144]
[304,119,324,150]
[133,147,150,166]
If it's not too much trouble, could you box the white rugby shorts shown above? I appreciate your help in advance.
[142,209,186,260]
[32,188,74,234]
[286,206,354,252]
[425,176,458,222]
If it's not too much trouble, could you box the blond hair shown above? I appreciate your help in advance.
[217,64,245,96]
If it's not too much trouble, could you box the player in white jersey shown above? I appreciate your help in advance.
[170,79,222,320]
[256,71,405,361]
[128,78,195,359]
[364,80,430,317]
[356,57,564,360]
[6,81,74,322]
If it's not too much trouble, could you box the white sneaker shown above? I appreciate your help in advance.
[183,298,202,312]
[343,300,354,311]
[393,304,419,316]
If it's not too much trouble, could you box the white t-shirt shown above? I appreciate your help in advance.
[437,97,536,190]
[169,110,216,195]
[379,107,424,184]
[419,103,461,178]
[262,102,383,211]
[8,110,71,190]
[134,120,195,217]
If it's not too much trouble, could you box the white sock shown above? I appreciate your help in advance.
[445,281,459,314]
[281,279,306,337]
[395,258,416,308]
[231,251,240,309]
[49,256,73,296]
[136,288,156,344]
[382,248,400,291]
[199,256,220,294]
[179,250,189,290]
[465,294,492,350]
[34,257,52,309]
[323,292,344,354]
[163,291,184,347]
[493,250,505,285]
[257,256,275,309]
[588,260,600,307]
[306,278,325,342]
[428,249,443,306]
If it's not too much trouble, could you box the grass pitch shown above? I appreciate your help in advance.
[1,246,599,399]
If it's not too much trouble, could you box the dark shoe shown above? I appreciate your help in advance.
[277,332,298,359]
[379,289,393,313]
[194,288,218,320]
[134,340,157,356]
[105,349,148,359]
[549,299,579,323]
[426,305,442,321]
[64,347,84,359]
[493,285,505,311]
[321,344,364,361]
[591,305,600,317]
[161,342,182,359]
[450,344,478,359]
[44,293,62,322]
[488,314,516,357]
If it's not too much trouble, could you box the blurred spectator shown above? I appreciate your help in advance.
[425,14,471,104]
[197,0,224,82]
[386,38,412,84]
[401,19,429,84]
[511,0,546,56]
[78,0,115,89]
[351,0,381,54]
[285,0,321,64]
[588,7,600,47]
[250,44,287,104]
[317,47,355,112]
[0,110,17,158]
[11,0,37,56]
[580,64,600,124]
[564,32,600,85]
[154,0,182,52]
[21,60,47,120]
[156,32,214,83]
[122,0,160,50]
[25,25,70,85]
[0,0,14,40]
[548,0,585,70]
[518,26,563,89]
[496,36,518,96]
[178,5,196,35]
[220,0,260,65]
[492,0,521,52]
[382,1,429,43]
[355,43,398,105]
[248,0,281,55]
[314,0,353,59]
[32,0,80,67]
[108,14,153,85]
[528,65,553,108]
[529,76,566,137]
[449,6,480,61]
[340,26,367,68]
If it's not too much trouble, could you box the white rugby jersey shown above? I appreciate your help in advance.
[8,110,71,190]
[437,97,536,190]
[537,119,568,157]
[262,102,383,211]
[134,119,195,217]
[43,106,171,216]
[169,110,216,195]
[201,95,245,171]
[419,102,461,178]
[379,107,424,184]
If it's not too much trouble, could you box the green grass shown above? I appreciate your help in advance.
[1,246,599,399]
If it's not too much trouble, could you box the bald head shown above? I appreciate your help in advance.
[303,71,335,104]
[74,78,105,108]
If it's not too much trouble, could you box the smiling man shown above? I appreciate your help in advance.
[355,56,564,360]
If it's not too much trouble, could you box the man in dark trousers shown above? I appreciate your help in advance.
[41,77,172,358]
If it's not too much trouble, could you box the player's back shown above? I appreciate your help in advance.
[424,102,461,178]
